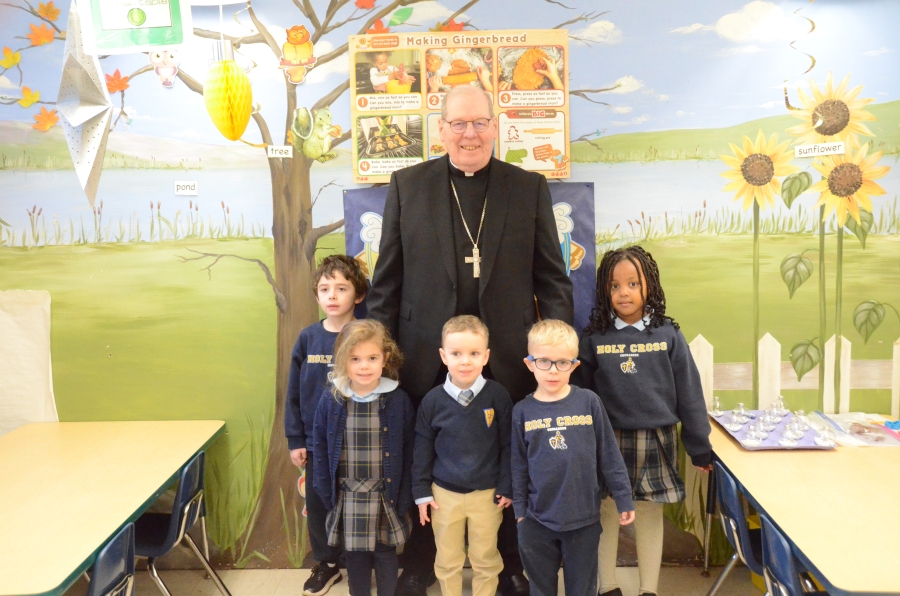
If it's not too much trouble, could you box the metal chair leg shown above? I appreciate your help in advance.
[201,515,211,580]
[184,533,232,596]
[147,558,174,596]
[705,552,739,596]
[201,515,210,561]
[703,463,718,577]
[82,571,91,583]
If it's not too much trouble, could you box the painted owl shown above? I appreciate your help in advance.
[150,49,181,89]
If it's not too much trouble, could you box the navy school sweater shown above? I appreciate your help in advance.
[511,387,634,532]
[573,320,712,467]
[284,321,338,450]
[412,379,512,500]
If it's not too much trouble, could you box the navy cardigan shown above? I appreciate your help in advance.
[311,386,415,514]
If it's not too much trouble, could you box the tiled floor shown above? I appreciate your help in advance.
[66,565,762,596]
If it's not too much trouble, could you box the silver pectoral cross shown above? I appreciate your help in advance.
[465,247,482,278]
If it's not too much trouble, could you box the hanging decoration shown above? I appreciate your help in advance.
[203,39,252,142]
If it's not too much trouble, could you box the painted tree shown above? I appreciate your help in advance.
[2,0,616,565]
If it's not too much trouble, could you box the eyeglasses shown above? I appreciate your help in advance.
[526,355,578,372]
[443,118,492,133]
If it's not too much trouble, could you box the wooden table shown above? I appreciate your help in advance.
[0,420,225,596]
[711,423,900,596]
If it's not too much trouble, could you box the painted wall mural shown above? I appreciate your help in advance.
[2,0,899,568]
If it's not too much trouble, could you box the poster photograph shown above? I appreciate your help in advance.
[349,29,570,183]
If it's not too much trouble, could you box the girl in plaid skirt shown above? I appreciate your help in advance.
[573,247,713,596]
[312,320,415,596]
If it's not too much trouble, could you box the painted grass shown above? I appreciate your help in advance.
[0,238,277,554]
[640,234,900,413]
[573,99,900,163]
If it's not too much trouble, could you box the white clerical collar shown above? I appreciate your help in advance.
[443,373,486,405]
[614,316,650,331]
[338,377,399,402]
[449,158,475,177]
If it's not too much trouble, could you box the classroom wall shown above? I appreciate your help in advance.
[1,0,898,569]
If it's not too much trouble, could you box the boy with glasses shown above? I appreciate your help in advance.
[512,320,634,596]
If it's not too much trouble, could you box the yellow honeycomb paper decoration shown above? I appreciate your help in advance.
[204,41,252,142]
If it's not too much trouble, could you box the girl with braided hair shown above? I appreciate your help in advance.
[572,246,712,596]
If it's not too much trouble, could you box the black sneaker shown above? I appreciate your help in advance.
[303,563,342,596]
[599,590,624,596]
[395,570,436,596]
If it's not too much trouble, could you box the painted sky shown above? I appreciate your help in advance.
[1,0,898,146]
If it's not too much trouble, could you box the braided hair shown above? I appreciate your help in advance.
[585,245,678,335]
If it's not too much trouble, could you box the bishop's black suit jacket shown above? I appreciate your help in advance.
[367,155,574,402]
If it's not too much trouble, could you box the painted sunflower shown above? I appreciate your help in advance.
[720,130,798,210]
[809,143,889,225]
[787,72,875,147]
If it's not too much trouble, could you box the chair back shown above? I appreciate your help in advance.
[714,461,762,574]
[760,514,807,596]
[166,452,205,547]
[86,523,135,596]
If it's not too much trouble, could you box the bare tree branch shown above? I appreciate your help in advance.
[175,69,204,95]
[443,0,480,24]
[303,219,345,261]
[311,180,342,209]
[312,79,350,112]
[302,0,323,32]
[568,85,619,105]
[572,132,604,152]
[544,0,574,8]
[246,0,282,58]
[329,130,353,150]
[193,27,266,47]
[2,0,63,33]
[179,249,287,312]
[553,11,608,30]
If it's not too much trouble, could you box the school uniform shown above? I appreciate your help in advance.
[284,320,339,565]
[511,387,633,596]
[312,379,414,596]
[412,376,512,596]
[573,317,712,596]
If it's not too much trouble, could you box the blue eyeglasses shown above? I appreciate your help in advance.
[526,355,578,372]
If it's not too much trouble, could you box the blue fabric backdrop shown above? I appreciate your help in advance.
[343,181,595,333]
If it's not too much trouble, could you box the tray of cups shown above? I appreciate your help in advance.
[708,397,836,451]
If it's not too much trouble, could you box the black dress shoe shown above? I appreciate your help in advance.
[498,573,530,596]
[599,590,623,596]
[396,570,437,596]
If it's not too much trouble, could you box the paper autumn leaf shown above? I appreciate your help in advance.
[26,23,55,46]
[32,107,58,131]
[105,69,130,93]
[17,86,40,107]
[443,18,465,31]
[37,1,60,21]
[387,7,412,27]
[367,19,389,34]
[1,47,21,68]
[355,0,375,9]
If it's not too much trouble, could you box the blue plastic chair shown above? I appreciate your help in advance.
[760,515,829,596]
[706,461,765,596]
[134,452,231,596]
[86,523,135,596]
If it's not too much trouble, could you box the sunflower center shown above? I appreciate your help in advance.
[812,99,850,136]
[827,163,863,198]
[741,153,775,187]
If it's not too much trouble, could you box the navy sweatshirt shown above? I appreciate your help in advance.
[573,320,712,467]
[284,321,338,450]
[511,387,634,532]
[412,379,512,500]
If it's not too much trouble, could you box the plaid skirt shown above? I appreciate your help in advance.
[324,397,411,552]
[606,424,684,504]
[325,478,412,552]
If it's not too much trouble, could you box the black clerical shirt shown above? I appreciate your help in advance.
[448,160,489,317]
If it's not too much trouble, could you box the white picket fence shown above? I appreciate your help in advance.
[688,333,900,418]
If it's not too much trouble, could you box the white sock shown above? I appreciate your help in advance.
[597,498,621,593]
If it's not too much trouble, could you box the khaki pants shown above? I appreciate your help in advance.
[431,483,504,596]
